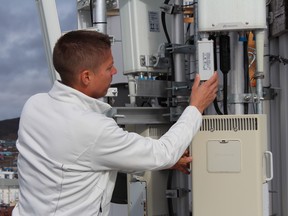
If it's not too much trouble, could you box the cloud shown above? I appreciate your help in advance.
[0,0,76,121]
[56,0,77,31]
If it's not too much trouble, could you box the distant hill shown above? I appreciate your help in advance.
[0,118,20,140]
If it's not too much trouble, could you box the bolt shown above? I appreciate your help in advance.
[244,95,251,101]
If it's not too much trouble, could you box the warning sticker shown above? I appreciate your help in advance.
[148,11,160,32]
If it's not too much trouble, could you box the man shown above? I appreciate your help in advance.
[13,30,218,216]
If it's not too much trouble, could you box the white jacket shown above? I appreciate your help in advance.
[13,81,202,216]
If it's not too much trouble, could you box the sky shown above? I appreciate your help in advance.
[0,1,77,121]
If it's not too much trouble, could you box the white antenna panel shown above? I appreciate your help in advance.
[198,0,266,31]
[119,0,171,75]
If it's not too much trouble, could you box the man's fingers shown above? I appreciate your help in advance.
[203,72,218,88]
[183,150,189,157]
[185,156,192,163]
[209,72,218,84]
[178,156,192,165]
[192,73,201,90]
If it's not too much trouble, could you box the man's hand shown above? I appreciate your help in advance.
[190,72,219,113]
[170,150,192,174]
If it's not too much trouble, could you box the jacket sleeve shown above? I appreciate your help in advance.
[89,106,202,172]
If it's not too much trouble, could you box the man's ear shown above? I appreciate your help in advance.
[80,70,92,86]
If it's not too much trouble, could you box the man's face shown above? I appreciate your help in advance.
[90,49,117,98]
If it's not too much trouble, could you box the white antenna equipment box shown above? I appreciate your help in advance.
[198,0,266,31]
[191,114,273,216]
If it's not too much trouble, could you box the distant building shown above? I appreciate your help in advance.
[0,171,16,180]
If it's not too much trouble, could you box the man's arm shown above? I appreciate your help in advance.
[170,72,219,174]
[90,73,218,172]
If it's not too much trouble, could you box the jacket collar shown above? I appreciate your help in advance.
[48,81,112,115]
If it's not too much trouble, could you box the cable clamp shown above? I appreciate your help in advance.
[160,4,182,14]
[166,188,190,198]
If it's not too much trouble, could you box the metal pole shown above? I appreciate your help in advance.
[35,0,62,83]
[171,1,189,215]
[95,0,107,34]
[255,30,265,114]
[230,32,244,114]
[173,0,185,82]
[279,32,288,216]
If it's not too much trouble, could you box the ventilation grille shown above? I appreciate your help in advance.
[200,117,258,132]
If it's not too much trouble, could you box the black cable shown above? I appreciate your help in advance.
[266,54,288,65]
[161,0,171,44]
[89,0,94,26]
[213,99,223,115]
[208,35,222,115]
[186,23,191,34]
[223,73,228,114]
[161,0,176,97]
[219,35,231,73]
[243,34,249,114]
[219,35,231,115]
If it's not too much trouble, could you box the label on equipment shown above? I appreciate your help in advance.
[197,39,214,80]
[148,11,160,32]
[202,52,212,71]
